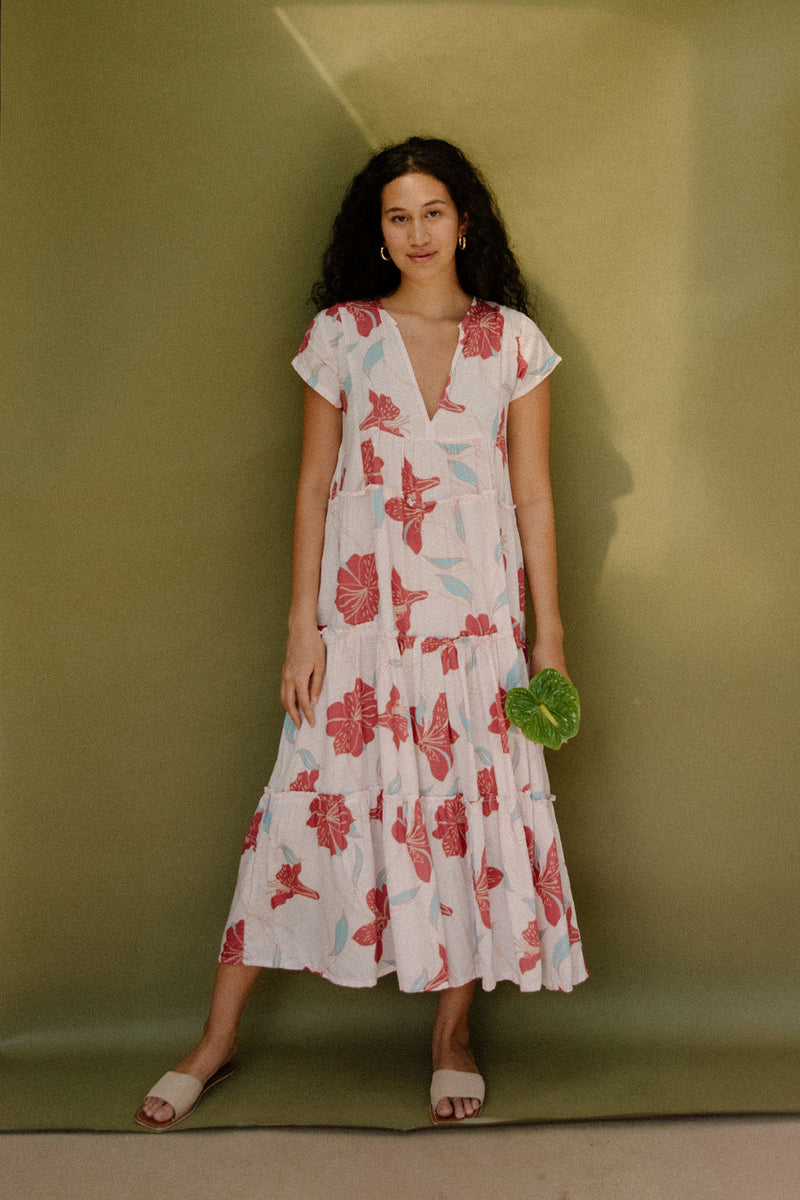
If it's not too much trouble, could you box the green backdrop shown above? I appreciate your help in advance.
[2,0,798,1130]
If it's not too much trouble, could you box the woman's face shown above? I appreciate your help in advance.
[380,171,466,283]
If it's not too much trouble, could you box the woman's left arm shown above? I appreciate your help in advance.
[507,376,569,679]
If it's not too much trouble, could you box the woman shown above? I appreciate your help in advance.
[136,137,587,1131]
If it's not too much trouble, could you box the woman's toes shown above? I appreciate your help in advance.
[435,1096,455,1119]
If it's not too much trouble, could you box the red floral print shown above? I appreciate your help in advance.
[359,388,406,436]
[241,810,261,854]
[384,458,440,554]
[461,299,504,359]
[460,613,497,638]
[431,794,468,858]
[335,552,379,626]
[515,334,528,380]
[474,849,504,928]
[565,904,581,945]
[391,567,428,634]
[289,768,319,792]
[518,920,541,973]
[488,687,510,753]
[377,683,409,749]
[306,793,355,855]
[270,861,321,909]
[353,884,390,962]
[326,678,379,756]
[298,322,313,355]
[423,943,450,990]
[477,766,499,817]
[410,692,459,781]
[360,438,384,485]
[437,376,466,414]
[220,919,245,964]
[421,636,458,673]
[326,299,382,337]
[339,387,348,414]
[369,790,384,822]
[518,565,526,612]
[495,407,507,466]
[391,800,433,882]
[534,840,566,926]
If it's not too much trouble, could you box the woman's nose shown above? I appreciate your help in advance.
[409,218,429,244]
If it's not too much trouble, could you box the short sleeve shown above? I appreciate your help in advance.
[510,314,562,401]
[291,310,342,408]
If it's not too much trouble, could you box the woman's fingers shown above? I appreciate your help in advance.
[281,640,326,729]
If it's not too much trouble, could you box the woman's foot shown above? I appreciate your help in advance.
[431,1036,483,1120]
[431,980,482,1121]
[139,1034,236,1125]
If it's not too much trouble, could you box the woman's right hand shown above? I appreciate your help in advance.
[280,625,327,729]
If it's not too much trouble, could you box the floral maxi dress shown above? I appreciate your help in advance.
[220,298,588,993]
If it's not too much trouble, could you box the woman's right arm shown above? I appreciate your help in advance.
[280,384,342,729]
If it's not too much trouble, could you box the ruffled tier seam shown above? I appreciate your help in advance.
[329,484,515,512]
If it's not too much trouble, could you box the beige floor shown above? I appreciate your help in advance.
[3,1117,798,1200]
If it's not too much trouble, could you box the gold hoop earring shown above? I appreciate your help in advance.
[380,245,390,262]
[458,234,467,251]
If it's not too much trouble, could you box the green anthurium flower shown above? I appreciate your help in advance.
[504,669,581,750]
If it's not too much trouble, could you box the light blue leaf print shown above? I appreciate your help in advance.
[333,914,348,956]
[363,341,383,375]
[430,890,441,924]
[440,574,472,602]
[282,712,296,743]
[279,844,299,864]
[522,897,538,914]
[438,442,471,454]
[552,933,571,968]
[376,867,387,890]
[298,748,318,771]
[345,341,359,353]
[373,486,384,527]
[449,460,479,490]
[389,887,419,905]
[505,660,522,691]
[272,948,282,968]
[455,506,465,541]
[494,540,504,563]
[475,746,493,767]
[414,697,427,724]
[491,413,499,441]
[533,354,556,377]
[260,805,272,833]
[492,589,508,611]
[459,704,474,744]
[530,790,549,800]
[410,969,429,993]
[425,556,464,568]
[387,774,402,795]
[352,844,364,886]
[342,371,352,397]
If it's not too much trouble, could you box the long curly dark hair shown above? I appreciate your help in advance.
[311,137,530,315]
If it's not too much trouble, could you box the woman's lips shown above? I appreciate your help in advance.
[408,251,435,263]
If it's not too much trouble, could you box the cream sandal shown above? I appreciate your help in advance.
[429,1069,485,1125]
[134,1061,236,1131]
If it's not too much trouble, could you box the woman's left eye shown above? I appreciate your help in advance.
[426,209,441,217]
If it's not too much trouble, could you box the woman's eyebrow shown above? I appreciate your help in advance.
[384,198,448,212]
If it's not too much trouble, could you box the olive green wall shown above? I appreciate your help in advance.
[2,0,798,1128]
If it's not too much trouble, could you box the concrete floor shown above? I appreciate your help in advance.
[3,1116,799,1200]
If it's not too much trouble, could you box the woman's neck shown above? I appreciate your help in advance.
[382,276,472,322]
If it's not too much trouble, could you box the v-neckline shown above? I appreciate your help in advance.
[378,298,475,424]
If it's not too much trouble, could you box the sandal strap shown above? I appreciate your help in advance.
[430,1069,485,1106]
[145,1071,203,1118]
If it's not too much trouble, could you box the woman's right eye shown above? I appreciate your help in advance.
[390,215,407,223]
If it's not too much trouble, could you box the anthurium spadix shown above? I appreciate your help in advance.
[504,669,581,750]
